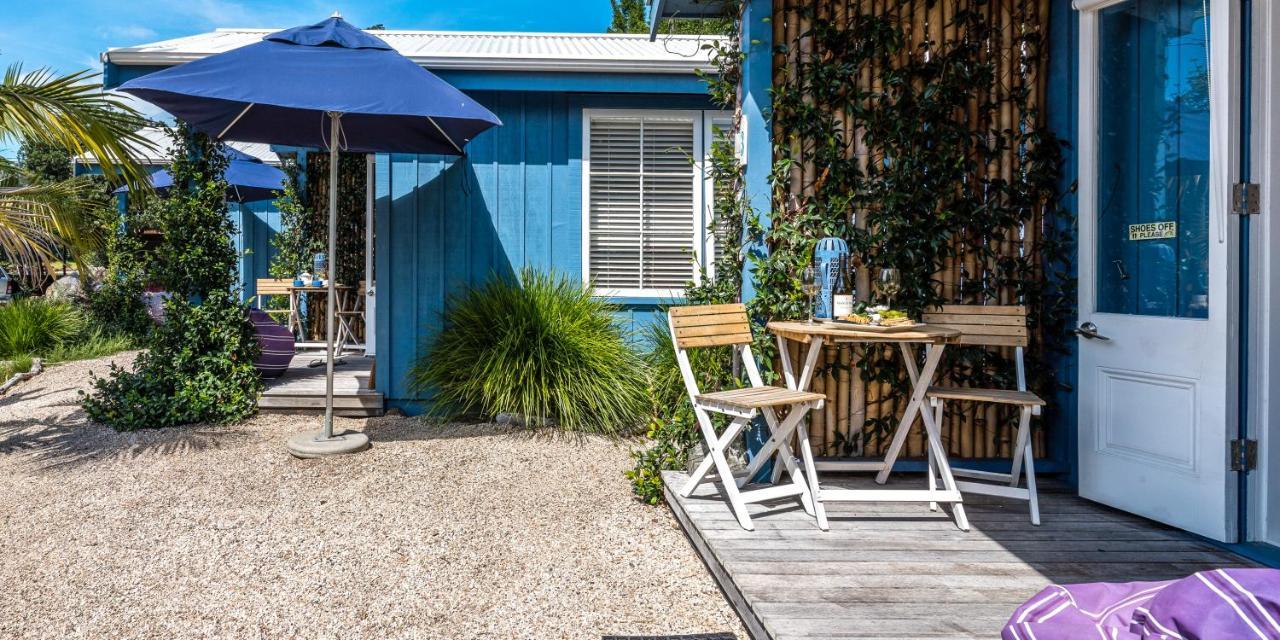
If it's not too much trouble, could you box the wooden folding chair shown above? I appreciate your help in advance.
[670,304,829,531]
[335,280,365,354]
[923,305,1044,525]
[254,279,295,328]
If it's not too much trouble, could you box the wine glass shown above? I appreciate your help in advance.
[801,265,820,324]
[878,268,901,309]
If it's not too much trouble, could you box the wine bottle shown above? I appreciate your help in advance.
[832,255,854,318]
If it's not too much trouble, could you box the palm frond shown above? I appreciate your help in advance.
[0,189,61,279]
[0,64,154,190]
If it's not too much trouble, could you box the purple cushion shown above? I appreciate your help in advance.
[1003,568,1280,639]
[249,308,294,378]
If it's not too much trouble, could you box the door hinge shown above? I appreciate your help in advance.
[1233,183,1261,215]
[1231,438,1258,472]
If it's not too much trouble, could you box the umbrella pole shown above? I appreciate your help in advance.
[287,112,368,458]
[324,113,339,440]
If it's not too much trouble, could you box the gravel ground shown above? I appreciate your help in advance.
[0,354,744,640]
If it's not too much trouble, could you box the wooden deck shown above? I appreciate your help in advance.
[663,470,1254,640]
[259,353,384,416]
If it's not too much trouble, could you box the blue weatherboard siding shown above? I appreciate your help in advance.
[740,0,776,479]
[375,90,714,410]
[1046,2,1080,485]
[235,200,282,302]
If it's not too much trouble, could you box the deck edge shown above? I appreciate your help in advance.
[663,471,771,640]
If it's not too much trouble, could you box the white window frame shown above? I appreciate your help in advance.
[702,111,737,282]
[582,108,729,299]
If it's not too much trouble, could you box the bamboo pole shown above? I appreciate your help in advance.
[824,347,838,448]
[837,345,852,455]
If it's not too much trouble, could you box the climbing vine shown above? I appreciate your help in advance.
[758,0,1074,456]
[631,0,1074,502]
[268,160,316,281]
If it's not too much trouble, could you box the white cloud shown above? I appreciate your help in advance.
[98,25,158,41]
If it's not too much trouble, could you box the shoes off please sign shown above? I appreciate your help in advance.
[1128,221,1177,241]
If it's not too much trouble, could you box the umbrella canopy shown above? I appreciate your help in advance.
[118,16,501,455]
[118,17,500,153]
[116,147,288,203]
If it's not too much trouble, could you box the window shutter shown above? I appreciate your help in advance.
[587,114,696,293]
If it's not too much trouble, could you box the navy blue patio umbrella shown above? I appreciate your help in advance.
[119,15,501,456]
[115,147,288,203]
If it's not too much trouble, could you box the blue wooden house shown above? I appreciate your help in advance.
[102,28,727,410]
[102,1,1280,557]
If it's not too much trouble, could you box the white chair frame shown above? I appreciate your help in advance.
[670,308,829,531]
[926,345,1042,526]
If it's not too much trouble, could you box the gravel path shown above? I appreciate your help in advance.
[0,354,743,639]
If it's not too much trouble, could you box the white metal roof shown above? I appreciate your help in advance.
[104,29,723,74]
[75,127,280,167]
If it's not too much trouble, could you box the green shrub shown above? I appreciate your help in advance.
[408,268,648,436]
[87,219,154,340]
[0,298,86,357]
[84,126,262,432]
[83,295,261,430]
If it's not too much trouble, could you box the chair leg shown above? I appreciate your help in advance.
[793,415,828,531]
[681,414,748,497]
[1012,407,1041,526]
[927,398,944,512]
[681,409,754,530]
[761,407,817,518]
[922,403,968,532]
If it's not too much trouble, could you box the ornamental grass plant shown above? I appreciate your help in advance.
[0,297,86,357]
[408,268,648,436]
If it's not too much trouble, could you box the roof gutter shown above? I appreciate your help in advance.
[103,50,716,75]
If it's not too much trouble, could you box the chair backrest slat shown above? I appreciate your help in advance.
[256,278,293,296]
[923,304,1028,347]
[669,303,753,349]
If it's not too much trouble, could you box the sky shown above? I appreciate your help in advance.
[0,0,622,158]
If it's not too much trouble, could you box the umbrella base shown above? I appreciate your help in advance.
[286,430,370,458]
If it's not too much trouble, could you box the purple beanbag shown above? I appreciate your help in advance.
[249,308,295,378]
[1004,568,1280,639]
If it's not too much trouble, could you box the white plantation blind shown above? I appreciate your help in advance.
[586,113,697,294]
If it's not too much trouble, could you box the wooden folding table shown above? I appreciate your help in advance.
[287,283,356,351]
[766,321,970,530]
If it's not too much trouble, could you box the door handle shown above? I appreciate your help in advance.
[1074,322,1111,341]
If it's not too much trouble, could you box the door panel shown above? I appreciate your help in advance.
[1097,368,1198,470]
[1077,0,1236,541]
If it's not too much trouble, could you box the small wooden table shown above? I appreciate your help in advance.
[287,284,356,350]
[766,321,970,530]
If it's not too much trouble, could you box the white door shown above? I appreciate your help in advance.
[1076,0,1238,541]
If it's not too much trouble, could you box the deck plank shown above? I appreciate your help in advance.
[663,470,1255,640]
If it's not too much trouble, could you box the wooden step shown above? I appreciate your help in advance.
[258,392,385,416]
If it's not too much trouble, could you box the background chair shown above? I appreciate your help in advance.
[335,280,366,354]
[922,304,1044,525]
[254,278,295,331]
[669,303,828,531]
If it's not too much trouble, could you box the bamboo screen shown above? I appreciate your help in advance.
[769,0,1054,459]
[303,152,369,341]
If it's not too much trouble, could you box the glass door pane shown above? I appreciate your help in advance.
[1096,0,1211,318]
